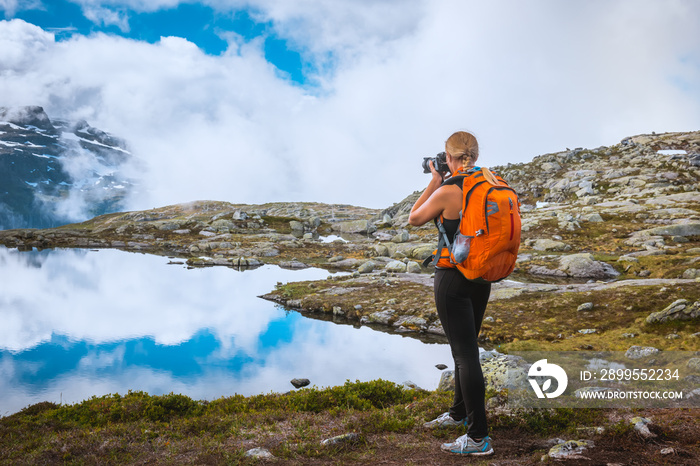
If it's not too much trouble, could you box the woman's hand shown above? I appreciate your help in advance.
[408,161,448,226]
[429,160,444,185]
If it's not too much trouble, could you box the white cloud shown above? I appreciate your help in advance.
[0,0,699,210]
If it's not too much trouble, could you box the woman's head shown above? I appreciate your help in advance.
[445,131,479,170]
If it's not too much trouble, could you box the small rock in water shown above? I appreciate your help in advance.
[435,364,448,370]
[291,378,310,389]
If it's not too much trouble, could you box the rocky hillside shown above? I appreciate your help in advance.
[0,106,135,229]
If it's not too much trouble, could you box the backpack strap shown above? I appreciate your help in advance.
[432,215,453,267]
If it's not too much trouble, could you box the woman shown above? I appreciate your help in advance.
[408,130,493,456]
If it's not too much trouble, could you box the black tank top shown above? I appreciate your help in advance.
[442,218,460,241]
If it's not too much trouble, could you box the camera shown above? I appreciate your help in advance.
[422,152,449,174]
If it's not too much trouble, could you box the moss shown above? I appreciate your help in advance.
[486,284,700,352]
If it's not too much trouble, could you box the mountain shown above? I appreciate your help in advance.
[0,106,136,229]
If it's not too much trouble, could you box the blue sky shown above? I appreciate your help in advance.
[1,1,699,209]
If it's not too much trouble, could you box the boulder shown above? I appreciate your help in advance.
[547,440,594,461]
[640,222,700,237]
[358,261,376,274]
[393,315,427,331]
[646,299,700,323]
[580,213,604,222]
[391,230,410,243]
[625,346,660,359]
[532,239,571,252]
[437,370,455,392]
[367,309,396,325]
[332,219,376,235]
[479,351,530,392]
[406,261,422,273]
[373,244,390,257]
[410,245,435,260]
[558,253,620,279]
[385,260,407,273]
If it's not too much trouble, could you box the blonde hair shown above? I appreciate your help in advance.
[445,131,479,171]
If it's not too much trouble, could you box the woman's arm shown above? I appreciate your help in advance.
[408,162,446,226]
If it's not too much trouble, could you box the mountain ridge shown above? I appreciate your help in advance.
[0,106,136,229]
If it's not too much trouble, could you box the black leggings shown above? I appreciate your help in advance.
[434,267,490,439]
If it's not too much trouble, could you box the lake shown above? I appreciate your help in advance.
[0,246,451,416]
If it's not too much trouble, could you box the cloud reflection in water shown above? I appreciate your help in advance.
[0,247,450,415]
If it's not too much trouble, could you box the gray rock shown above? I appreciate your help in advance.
[410,245,434,260]
[245,447,274,459]
[577,302,594,312]
[682,268,700,279]
[581,213,604,222]
[358,261,376,274]
[393,315,427,330]
[529,265,568,277]
[320,433,360,447]
[437,370,455,392]
[480,351,530,392]
[373,244,390,257]
[436,364,448,370]
[385,260,407,273]
[289,220,304,231]
[558,253,620,279]
[368,309,396,325]
[332,219,376,235]
[625,345,660,359]
[279,260,307,269]
[641,222,700,237]
[646,299,700,323]
[532,238,571,252]
[687,358,700,372]
[291,378,310,389]
[631,416,656,439]
[406,261,422,273]
[391,230,410,243]
[547,440,594,460]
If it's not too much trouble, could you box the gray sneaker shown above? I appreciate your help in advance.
[441,433,493,455]
[422,412,466,428]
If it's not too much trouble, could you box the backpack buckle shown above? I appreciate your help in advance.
[475,229,485,236]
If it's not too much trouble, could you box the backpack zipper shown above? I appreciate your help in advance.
[509,198,515,240]
[484,186,517,233]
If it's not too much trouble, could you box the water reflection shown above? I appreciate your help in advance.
[0,247,450,416]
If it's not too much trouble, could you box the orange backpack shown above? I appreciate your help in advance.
[429,167,521,282]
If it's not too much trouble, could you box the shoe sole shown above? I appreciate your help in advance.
[444,447,494,456]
